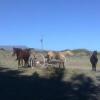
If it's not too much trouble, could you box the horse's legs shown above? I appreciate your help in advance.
[21,59,24,67]
[22,59,24,67]
[24,59,27,67]
[27,57,30,67]
[18,59,20,68]
[18,58,24,68]
[24,60,27,67]
[24,57,29,67]
[58,62,65,69]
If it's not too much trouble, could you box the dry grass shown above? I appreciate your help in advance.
[1,50,100,100]
[0,49,99,82]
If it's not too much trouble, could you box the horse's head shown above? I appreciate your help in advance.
[12,48,16,56]
[12,48,21,56]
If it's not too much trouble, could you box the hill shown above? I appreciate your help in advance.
[0,45,100,56]
[0,45,28,51]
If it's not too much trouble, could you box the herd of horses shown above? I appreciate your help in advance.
[12,48,98,71]
[12,48,66,69]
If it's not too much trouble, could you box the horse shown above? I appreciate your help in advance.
[90,51,98,71]
[12,48,31,68]
[45,51,66,68]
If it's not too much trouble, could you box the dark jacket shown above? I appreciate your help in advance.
[90,54,98,65]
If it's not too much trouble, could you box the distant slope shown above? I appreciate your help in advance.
[0,45,28,51]
[0,46,99,56]
[61,49,92,56]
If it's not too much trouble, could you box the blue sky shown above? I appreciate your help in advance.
[0,0,100,51]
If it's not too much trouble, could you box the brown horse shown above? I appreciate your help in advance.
[12,48,31,68]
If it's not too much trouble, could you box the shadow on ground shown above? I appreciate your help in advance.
[0,66,98,100]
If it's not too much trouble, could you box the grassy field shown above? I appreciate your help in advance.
[68,55,100,67]
[0,49,100,69]
[1,49,100,77]
[0,49,100,77]
[0,50,100,100]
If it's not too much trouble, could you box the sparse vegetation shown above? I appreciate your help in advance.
[0,49,100,100]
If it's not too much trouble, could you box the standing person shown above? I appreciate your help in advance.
[90,51,98,71]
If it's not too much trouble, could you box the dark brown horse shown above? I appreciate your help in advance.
[12,48,31,68]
